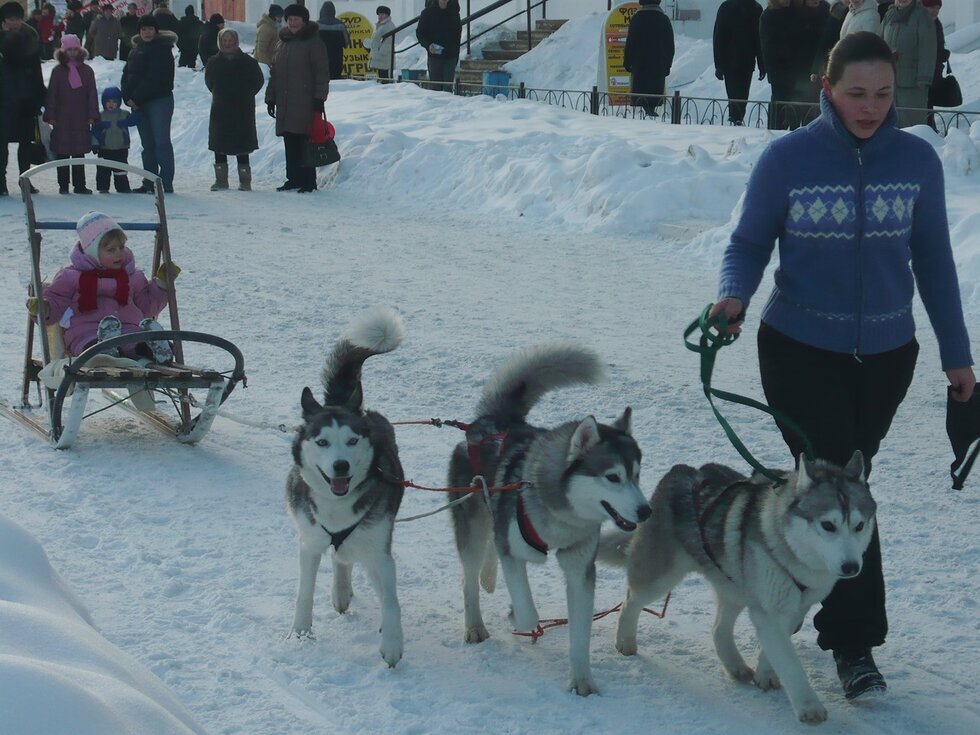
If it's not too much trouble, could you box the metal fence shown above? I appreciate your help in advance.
[382,75,979,136]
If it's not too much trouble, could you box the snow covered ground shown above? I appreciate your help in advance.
[1,23,980,735]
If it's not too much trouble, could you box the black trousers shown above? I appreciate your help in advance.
[56,154,88,189]
[757,324,918,652]
[282,132,316,190]
[178,50,197,69]
[214,153,249,166]
[724,69,753,124]
[96,148,131,191]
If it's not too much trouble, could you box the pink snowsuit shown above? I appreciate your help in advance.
[43,243,169,357]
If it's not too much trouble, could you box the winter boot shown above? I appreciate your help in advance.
[96,315,122,356]
[72,165,92,194]
[834,648,887,700]
[210,162,229,191]
[237,164,252,191]
[139,318,174,364]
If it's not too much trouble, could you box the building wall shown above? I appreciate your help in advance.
[952,0,980,30]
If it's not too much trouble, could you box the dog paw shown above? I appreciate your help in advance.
[380,638,403,668]
[288,627,315,642]
[464,624,490,643]
[753,670,781,691]
[569,676,600,697]
[727,664,754,683]
[795,698,828,724]
[508,607,538,633]
[615,635,638,656]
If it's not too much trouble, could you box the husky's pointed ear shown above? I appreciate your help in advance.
[797,454,815,489]
[568,416,602,464]
[843,450,866,482]
[301,387,322,419]
[613,406,633,435]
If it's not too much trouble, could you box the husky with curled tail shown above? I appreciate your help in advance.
[599,453,875,723]
[447,344,652,695]
[286,307,406,668]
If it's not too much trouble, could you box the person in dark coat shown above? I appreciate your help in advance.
[205,27,264,191]
[64,1,87,40]
[176,5,204,68]
[623,0,674,117]
[760,0,799,129]
[265,3,330,193]
[0,1,46,196]
[152,2,180,35]
[416,0,461,91]
[922,0,948,130]
[713,0,764,125]
[793,0,830,125]
[198,12,222,67]
[119,2,139,61]
[317,1,349,80]
[120,14,177,192]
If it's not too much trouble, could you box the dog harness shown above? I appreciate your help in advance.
[517,496,548,555]
[319,518,363,551]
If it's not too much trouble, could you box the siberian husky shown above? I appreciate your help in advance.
[447,344,652,695]
[600,452,875,723]
[286,307,406,668]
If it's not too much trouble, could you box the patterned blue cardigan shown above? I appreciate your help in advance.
[718,93,972,370]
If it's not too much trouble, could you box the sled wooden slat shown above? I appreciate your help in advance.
[33,221,160,231]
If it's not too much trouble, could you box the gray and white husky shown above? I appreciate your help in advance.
[286,307,406,668]
[447,344,652,695]
[600,452,875,723]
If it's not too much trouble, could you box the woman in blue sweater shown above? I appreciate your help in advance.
[711,31,974,701]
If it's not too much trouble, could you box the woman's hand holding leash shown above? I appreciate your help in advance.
[708,298,744,334]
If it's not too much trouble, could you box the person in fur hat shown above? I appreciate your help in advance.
[0,0,46,196]
[34,211,177,362]
[265,4,329,193]
[366,5,394,81]
[121,14,178,192]
[45,33,99,193]
[254,3,283,66]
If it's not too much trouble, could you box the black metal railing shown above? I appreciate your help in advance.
[376,75,978,136]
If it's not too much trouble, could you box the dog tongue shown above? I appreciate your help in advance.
[330,477,350,496]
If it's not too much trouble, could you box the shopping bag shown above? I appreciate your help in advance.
[28,116,49,165]
[303,112,340,167]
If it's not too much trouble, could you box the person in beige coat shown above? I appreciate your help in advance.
[264,4,329,193]
[253,3,282,65]
[366,5,395,81]
[840,0,881,38]
[881,0,936,126]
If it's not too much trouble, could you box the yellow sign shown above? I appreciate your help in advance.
[603,3,641,106]
[340,12,373,79]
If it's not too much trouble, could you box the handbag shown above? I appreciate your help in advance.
[28,116,49,165]
[302,112,341,167]
[932,60,962,109]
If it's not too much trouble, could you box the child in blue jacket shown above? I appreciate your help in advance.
[90,86,138,192]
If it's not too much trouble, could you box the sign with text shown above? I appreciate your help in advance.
[340,12,373,79]
[600,3,640,106]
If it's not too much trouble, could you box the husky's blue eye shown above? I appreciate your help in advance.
[346,437,359,447]
[821,521,837,533]
[854,522,865,532]
[316,439,330,447]
[606,473,621,484]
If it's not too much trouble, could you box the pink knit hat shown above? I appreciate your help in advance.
[60,34,82,51]
[76,211,123,262]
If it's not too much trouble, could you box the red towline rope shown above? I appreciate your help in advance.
[512,593,672,643]
[396,478,528,494]
[391,417,471,430]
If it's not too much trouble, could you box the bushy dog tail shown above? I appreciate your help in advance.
[475,344,605,424]
[596,529,632,568]
[321,306,405,410]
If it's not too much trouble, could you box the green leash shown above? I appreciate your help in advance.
[683,304,814,484]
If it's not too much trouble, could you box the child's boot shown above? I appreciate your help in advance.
[138,318,174,364]
[210,162,229,191]
[237,164,251,191]
[96,315,122,356]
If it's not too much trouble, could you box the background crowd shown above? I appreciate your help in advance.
[709,0,950,128]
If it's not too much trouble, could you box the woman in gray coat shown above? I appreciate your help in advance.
[881,0,936,127]
[265,4,330,193]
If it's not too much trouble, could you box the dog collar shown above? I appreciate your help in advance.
[517,496,548,555]
[320,516,364,551]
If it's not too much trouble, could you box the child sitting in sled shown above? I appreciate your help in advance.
[29,211,180,363]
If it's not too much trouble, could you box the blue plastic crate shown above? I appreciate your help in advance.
[482,70,512,97]
[401,69,427,82]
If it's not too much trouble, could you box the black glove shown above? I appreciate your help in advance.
[313,98,325,113]
[267,102,276,118]
[715,68,724,81]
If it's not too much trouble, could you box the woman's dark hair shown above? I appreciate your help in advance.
[826,31,897,85]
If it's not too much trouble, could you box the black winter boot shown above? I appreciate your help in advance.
[834,648,887,700]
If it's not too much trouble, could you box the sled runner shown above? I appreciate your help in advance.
[0,159,246,448]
